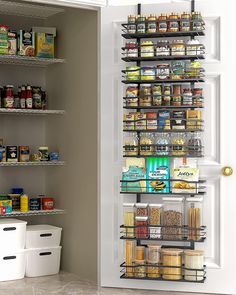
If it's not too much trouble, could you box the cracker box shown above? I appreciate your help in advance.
[0,200,12,213]
[146,157,170,193]
[172,167,199,193]
[36,32,55,58]
[122,166,146,192]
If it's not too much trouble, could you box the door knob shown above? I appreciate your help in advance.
[222,166,233,176]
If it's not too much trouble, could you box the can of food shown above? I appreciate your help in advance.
[39,146,49,161]
[6,146,18,162]
[8,194,21,211]
[29,197,41,211]
[19,146,30,162]
[42,197,54,210]
[20,194,29,212]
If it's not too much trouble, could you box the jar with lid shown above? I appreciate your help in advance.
[156,64,170,80]
[192,12,204,31]
[171,133,187,156]
[184,250,204,281]
[158,14,168,32]
[193,88,203,106]
[152,84,162,106]
[128,15,136,24]
[127,15,136,34]
[141,66,156,80]
[4,85,14,108]
[125,240,135,277]
[162,248,183,280]
[147,14,157,33]
[125,41,138,57]
[186,197,203,241]
[139,84,152,106]
[186,39,204,56]
[140,132,154,155]
[170,40,186,56]
[123,203,135,237]
[123,133,138,156]
[135,216,148,238]
[171,60,185,79]
[155,133,170,156]
[180,12,190,31]
[136,203,148,216]
[134,260,146,278]
[188,132,202,157]
[163,85,171,106]
[126,66,140,81]
[185,61,201,79]
[156,41,170,57]
[137,15,146,34]
[136,246,145,260]
[149,204,162,238]
[172,84,182,106]
[182,88,193,105]
[125,85,139,107]
[162,197,184,240]
[147,245,161,278]
[168,13,179,32]
[141,41,154,57]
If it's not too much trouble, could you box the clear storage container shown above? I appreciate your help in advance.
[162,197,184,240]
[184,250,204,281]
[123,203,135,238]
[186,197,203,241]
[135,203,148,216]
[162,248,183,280]
[135,245,145,260]
[125,240,135,277]
[147,245,161,278]
[123,133,138,156]
[149,204,162,239]
[134,259,146,278]
[135,216,148,239]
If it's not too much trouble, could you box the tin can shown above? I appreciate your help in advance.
[29,197,41,211]
[19,146,30,162]
[42,197,54,210]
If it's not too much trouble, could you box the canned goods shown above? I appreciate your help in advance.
[29,197,41,211]
[126,66,140,81]
[42,197,54,210]
[141,66,156,80]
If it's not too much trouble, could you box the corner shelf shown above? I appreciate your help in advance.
[0,109,65,115]
[0,161,65,167]
[0,209,66,218]
[0,55,65,67]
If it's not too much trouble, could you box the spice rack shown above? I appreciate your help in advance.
[120,0,207,284]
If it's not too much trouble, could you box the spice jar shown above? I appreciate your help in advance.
[171,60,185,79]
[123,133,138,156]
[125,85,139,107]
[170,40,186,56]
[188,132,202,157]
[125,41,138,57]
[141,66,156,80]
[137,15,146,34]
[156,64,170,80]
[184,250,204,281]
[186,39,204,56]
[158,14,168,32]
[168,13,179,32]
[172,84,182,106]
[4,85,14,108]
[162,197,184,240]
[123,203,135,237]
[147,14,157,33]
[171,133,187,155]
[135,216,148,239]
[180,12,190,31]
[134,260,146,278]
[152,84,162,106]
[136,203,148,216]
[127,15,136,34]
[192,12,204,31]
[139,84,152,106]
[140,133,154,155]
[149,204,162,239]
[136,246,145,260]
[186,197,203,241]
[182,88,193,105]
[128,15,136,24]
[125,240,135,277]
[155,133,170,156]
[192,88,203,107]
[126,66,140,81]
[163,85,171,106]
[147,245,161,278]
[162,248,183,280]
[141,41,155,57]
[156,41,170,56]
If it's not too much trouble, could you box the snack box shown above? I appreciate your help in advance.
[158,110,170,130]
[6,146,18,162]
[122,165,146,192]
[172,167,199,194]
[186,110,202,130]
[0,200,12,213]
[0,25,8,55]
[36,33,55,58]
[18,30,35,56]
[125,158,145,169]
[146,157,170,193]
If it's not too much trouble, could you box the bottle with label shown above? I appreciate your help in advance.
[4,85,14,108]
[20,194,29,212]
[20,85,26,109]
[26,85,33,109]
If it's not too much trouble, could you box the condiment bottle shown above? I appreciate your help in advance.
[26,85,33,109]
[20,85,26,109]
[20,194,29,212]
[4,85,14,108]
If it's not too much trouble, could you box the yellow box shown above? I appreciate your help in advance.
[36,32,54,58]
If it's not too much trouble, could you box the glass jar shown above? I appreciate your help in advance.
[147,14,157,33]
[123,133,138,156]
[184,250,204,281]
[182,88,193,105]
[192,12,204,31]
[141,41,155,57]
[162,197,184,240]
[141,66,156,80]
[158,14,168,32]
[156,64,170,80]
[163,85,171,106]
[170,40,186,56]
[180,12,190,32]
[152,84,162,106]
[171,133,187,156]
[168,13,179,32]
[136,246,145,260]
[125,41,138,57]
[155,133,170,156]
[172,84,182,106]
[123,203,135,237]
[162,248,183,280]
[136,203,148,216]
[186,197,203,241]
[139,84,152,107]
[134,260,146,278]
[140,133,154,155]
[147,245,161,278]
[149,204,163,239]
[188,132,202,157]
[126,66,140,81]
[171,60,185,79]
[125,85,139,107]
[192,88,203,107]
[156,41,170,57]
[135,216,148,239]
[127,15,136,34]
[125,240,135,277]
[137,15,146,34]
[128,15,136,24]
[186,39,204,56]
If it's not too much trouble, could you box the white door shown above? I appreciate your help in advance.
[100,0,236,294]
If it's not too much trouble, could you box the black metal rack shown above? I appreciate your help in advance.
[120,0,206,284]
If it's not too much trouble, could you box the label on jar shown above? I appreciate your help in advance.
[127,48,138,57]
[159,21,167,32]
[156,46,170,56]
[181,21,190,31]
[169,21,179,31]
[127,24,136,34]
[4,96,14,108]
[157,66,170,80]
[147,22,157,33]
[137,23,145,33]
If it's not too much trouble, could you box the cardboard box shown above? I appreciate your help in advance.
[18,30,35,56]
[36,33,55,58]
[0,25,8,55]
[0,200,12,213]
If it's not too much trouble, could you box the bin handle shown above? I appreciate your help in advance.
[3,256,16,260]
[39,252,52,256]
[3,227,16,231]
[40,233,52,237]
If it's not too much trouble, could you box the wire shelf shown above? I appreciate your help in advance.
[0,209,66,218]
[0,109,65,115]
[0,55,65,67]
[0,161,65,167]
[122,31,205,39]
[122,55,205,62]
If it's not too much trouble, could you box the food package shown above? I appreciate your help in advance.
[146,157,170,193]
[186,110,202,129]
[125,158,145,169]
[0,199,12,213]
[6,146,18,162]
[0,25,8,55]
[36,32,55,58]
[18,30,35,56]
[172,167,199,193]
[8,31,17,55]
[173,158,197,169]
[124,113,135,130]
[122,166,146,192]
[146,112,158,130]
[135,113,146,130]
[158,110,170,130]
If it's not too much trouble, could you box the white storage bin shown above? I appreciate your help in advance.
[26,225,62,249]
[0,219,27,251]
[0,250,26,281]
[26,246,61,277]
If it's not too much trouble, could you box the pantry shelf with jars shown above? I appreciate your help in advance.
[120,1,207,283]
[0,209,66,218]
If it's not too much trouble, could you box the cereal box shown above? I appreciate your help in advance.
[172,167,199,193]
[36,32,55,58]
[18,30,35,56]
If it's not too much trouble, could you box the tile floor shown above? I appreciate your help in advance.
[0,272,219,295]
